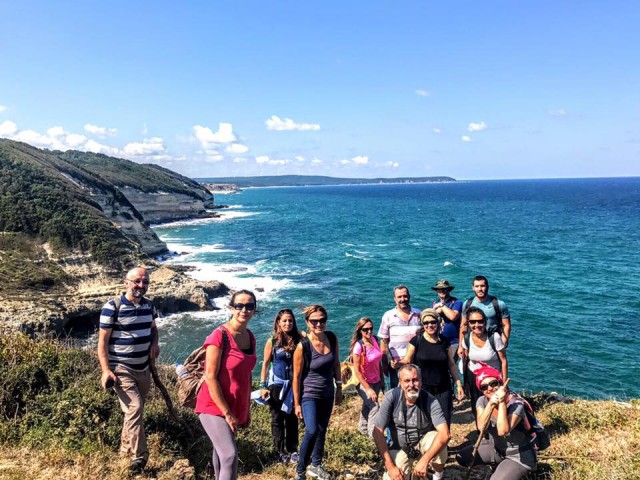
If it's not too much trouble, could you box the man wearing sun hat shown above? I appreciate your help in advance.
[431,279,463,359]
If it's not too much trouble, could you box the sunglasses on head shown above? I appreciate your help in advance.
[422,320,438,326]
[361,327,373,333]
[479,379,501,392]
[309,318,327,326]
[231,302,256,311]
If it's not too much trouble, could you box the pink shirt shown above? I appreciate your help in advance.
[377,307,422,361]
[195,326,257,425]
[352,336,383,384]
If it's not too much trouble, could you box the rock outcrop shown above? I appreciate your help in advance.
[119,186,217,224]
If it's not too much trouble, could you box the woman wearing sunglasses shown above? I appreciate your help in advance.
[461,306,508,422]
[196,290,257,480]
[456,364,537,479]
[397,308,464,425]
[259,309,303,464]
[292,305,342,480]
[349,317,383,436]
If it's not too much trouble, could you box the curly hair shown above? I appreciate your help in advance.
[272,309,301,353]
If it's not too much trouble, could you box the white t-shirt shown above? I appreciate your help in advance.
[462,333,504,372]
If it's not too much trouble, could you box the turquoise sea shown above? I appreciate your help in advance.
[153,178,640,400]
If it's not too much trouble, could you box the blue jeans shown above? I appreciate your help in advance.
[296,398,334,475]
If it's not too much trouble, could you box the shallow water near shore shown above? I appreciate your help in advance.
[153,178,640,400]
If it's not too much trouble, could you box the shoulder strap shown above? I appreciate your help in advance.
[112,295,122,324]
[219,326,230,355]
[326,331,337,352]
[490,296,503,327]
[302,337,312,376]
[488,333,498,355]
[464,297,474,315]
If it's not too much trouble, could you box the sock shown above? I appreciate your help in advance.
[432,471,444,480]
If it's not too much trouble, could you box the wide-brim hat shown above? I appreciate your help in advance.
[431,279,454,291]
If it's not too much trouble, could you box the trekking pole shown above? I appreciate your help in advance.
[150,358,195,437]
[464,378,510,480]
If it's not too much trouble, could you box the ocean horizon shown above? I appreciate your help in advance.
[153,177,640,400]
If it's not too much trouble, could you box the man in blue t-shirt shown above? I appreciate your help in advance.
[430,279,463,359]
[458,275,511,360]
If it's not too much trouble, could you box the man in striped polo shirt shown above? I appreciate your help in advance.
[377,285,422,389]
[98,267,160,473]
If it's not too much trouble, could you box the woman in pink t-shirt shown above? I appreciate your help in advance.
[196,290,257,480]
[349,316,383,436]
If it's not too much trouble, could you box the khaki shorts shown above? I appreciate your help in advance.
[383,430,448,480]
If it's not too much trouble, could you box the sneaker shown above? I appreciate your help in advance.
[129,458,146,473]
[307,465,331,480]
[293,475,306,480]
[279,453,290,463]
[289,451,300,464]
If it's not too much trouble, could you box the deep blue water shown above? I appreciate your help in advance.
[153,178,640,399]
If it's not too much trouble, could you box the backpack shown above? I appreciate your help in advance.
[464,296,503,335]
[510,393,551,451]
[301,331,337,378]
[177,327,229,408]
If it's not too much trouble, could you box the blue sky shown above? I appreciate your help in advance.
[1,1,639,180]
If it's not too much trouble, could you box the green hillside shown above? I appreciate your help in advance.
[0,140,138,271]
[59,150,210,199]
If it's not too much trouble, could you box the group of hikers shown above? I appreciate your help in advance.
[99,267,538,480]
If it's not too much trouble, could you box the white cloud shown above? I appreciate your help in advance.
[468,122,487,132]
[352,155,369,165]
[548,108,567,117]
[340,159,350,165]
[0,105,6,114]
[385,161,400,168]
[233,157,247,163]
[432,128,442,134]
[461,135,472,142]
[65,133,88,147]
[193,123,237,148]
[0,120,18,136]
[84,139,120,155]
[415,89,430,97]
[265,115,320,131]
[123,137,166,156]
[225,143,249,154]
[84,123,118,138]
[205,154,224,162]
[311,158,322,165]
[256,155,288,166]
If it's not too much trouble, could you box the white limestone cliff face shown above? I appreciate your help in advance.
[120,187,217,224]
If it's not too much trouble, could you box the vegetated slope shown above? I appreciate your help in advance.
[0,140,138,269]
[59,150,211,199]
[196,174,456,188]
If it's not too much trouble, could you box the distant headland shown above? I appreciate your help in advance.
[197,174,456,188]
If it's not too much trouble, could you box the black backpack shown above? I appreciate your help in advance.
[510,393,551,451]
[464,296,503,335]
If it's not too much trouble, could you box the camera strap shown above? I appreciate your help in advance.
[401,391,423,449]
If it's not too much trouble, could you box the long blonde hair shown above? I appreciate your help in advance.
[349,317,374,353]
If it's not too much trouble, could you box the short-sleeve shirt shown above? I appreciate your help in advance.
[352,337,383,384]
[195,327,257,425]
[99,295,158,371]
[463,297,510,333]
[375,388,446,450]
[462,333,505,372]
[409,335,451,388]
[377,307,422,361]
[476,395,537,468]
[433,297,463,344]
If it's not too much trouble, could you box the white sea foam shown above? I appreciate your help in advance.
[153,210,258,229]
[345,251,369,261]
[164,243,234,257]
[444,261,454,267]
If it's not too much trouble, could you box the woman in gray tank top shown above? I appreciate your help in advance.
[292,305,343,480]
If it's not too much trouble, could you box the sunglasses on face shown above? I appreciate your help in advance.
[422,321,438,326]
[309,318,327,326]
[231,302,256,311]
[469,320,485,326]
[479,380,501,392]
[361,327,373,333]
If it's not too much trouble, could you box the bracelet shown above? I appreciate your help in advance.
[259,381,267,388]
[335,380,343,385]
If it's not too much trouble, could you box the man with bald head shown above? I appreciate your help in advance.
[98,267,160,473]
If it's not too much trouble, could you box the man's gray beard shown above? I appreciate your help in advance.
[406,390,419,401]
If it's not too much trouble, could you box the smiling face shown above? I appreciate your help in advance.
[394,287,410,310]
[468,311,486,334]
[479,376,502,397]
[399,366,422,402]
[307,310,327,334]
[229,292,256,325]
[124,267,150,301]
[360,320,374,338]
[473,279,488,300]
[278,312,295,333]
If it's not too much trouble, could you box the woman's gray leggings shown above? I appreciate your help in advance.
[199,414,238,480]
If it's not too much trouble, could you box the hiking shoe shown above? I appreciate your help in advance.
[307,464,331,480]
[279,453,290,463]
[289,451,300,464]
[129,458,146,473]
[293,475,306,480]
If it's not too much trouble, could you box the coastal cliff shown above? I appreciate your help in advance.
[0,139,228,334]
